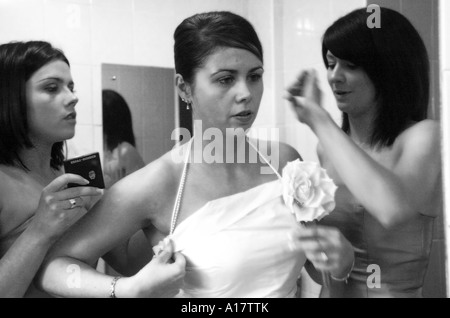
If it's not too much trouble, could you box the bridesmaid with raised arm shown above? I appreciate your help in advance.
[287,7,441,298]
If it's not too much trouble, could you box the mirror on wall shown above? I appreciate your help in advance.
[101,64,179,165]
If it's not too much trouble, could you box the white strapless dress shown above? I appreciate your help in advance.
[171,179,306,298]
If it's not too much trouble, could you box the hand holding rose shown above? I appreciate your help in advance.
[282,159,354,288]
[282,159,337,223]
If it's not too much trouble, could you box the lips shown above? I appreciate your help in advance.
[232,110,254,124]
[333,88,350,96]
[233,110,253,117]
[334,90,350,96]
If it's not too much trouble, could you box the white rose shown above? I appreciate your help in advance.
[282,159,337,223]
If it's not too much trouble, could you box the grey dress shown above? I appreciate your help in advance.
[319,185,435,298]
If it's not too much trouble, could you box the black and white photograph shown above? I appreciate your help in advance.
[0,0,448,303]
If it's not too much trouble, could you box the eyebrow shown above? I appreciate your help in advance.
[211,66,264,77]
[37,77,74,85]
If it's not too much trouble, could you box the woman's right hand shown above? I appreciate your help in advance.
[285,69,328,129]
[119,238,186,298]
[292,224,355,280]
[31,173,104,241]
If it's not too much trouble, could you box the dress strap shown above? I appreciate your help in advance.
[170,139,192,235]
[169,138,279,235]
[247,139,282,179]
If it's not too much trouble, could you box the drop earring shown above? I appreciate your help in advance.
[181,98,190,110]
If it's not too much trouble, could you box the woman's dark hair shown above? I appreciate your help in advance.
[102,89,136,152]
[322,7,429,148]
[0,41,70,170]
[174,11,263,85]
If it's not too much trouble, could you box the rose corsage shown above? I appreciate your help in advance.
[282,159,337,223]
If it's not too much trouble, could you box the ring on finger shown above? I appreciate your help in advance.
[69,198,77,209]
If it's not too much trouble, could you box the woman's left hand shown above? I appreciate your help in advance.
[292,224,354,279]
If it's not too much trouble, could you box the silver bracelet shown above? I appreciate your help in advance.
[330,259,355,283]
[109,276,122,298]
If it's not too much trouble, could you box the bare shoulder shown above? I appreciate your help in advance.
[105,145,184,219]
[0,166,19,210]
[117,142,145,170]
[118,142,142,160]
[255,139,302,173]
[278,141,302,164]
[396,119,440,152]
[0,165,29,220]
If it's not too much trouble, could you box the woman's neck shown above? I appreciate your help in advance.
[190,132,255,168]
[347,113,374,146]
[17,140,55,175]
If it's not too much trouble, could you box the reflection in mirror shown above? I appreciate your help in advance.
[101,89,146,188]
[101,64,179,167]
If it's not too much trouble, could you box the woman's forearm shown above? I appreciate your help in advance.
[36,256,133,298]
[312,115,415,227]
[0,225,54,297]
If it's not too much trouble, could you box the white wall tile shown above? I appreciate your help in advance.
[172,0,246,23]
[44,1,92,65]
[285,0,334,35]
[134,0,175,14]
[92,65,103,126]
[133,11,175,67]
[91,7,134,65]
[71,64,93,125]
[332,0,366,17]
[91,0,132,11]
[0,0,45,44]
[51,0,91,4]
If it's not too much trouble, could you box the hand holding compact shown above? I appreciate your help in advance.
[32,173,103,241]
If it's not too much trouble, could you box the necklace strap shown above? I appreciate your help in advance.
[247,139,282,179]
[169,139,192,235]
[169,138,280,235]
